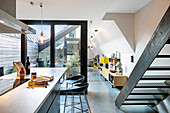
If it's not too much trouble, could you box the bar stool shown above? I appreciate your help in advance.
[60,75,85,108]
[66,75,85,88]
[61,83,92,113]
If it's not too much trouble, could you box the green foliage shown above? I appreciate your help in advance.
[70,52,80,67]
[66,65,71,73]
[6,67,16,74]
[66,51,80,75]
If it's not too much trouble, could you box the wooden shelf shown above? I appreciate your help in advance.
[99,66,127,87]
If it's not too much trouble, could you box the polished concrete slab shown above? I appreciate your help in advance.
[60,68,156,113]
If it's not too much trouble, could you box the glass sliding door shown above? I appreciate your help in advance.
[55,25,81,77]
[21,20,87,83]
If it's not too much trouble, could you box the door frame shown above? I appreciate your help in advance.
[21,20,88,83]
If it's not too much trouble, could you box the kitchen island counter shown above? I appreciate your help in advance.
[0,67,67,113]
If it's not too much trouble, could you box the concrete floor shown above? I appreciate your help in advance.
[60,68,156,113]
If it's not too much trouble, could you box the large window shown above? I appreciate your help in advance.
[55,25,81,77]
[21,20,87,82]
[28,25,51,67]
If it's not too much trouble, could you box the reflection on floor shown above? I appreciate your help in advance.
[60,68,156,113]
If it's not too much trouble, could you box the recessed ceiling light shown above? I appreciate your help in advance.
[30,1,34,6]
[0,20,5,23]
[95,30,98,32]
[94,29,98,35]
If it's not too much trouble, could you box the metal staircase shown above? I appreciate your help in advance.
[115,7,170,112]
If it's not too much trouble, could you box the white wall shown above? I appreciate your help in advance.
[103,13,135,52]
[88,48,95,59]
[134,0,170,62]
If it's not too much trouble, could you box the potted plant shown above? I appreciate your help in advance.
[69,52,80,76]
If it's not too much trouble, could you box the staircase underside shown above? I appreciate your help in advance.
[115,6,170,112]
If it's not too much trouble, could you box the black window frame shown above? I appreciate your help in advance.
[21,20,88,83]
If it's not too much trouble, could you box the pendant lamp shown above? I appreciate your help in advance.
[38,3,46,43]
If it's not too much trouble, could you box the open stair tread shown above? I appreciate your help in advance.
[130,89,169,95]
[124,100,157,103]
[148,66,170,70]
[156,55,170,58]
[141,75,170,80]
[166,39,170,44]
[135,83,170,88]
[126,95,162,101]
[122,103,155,105]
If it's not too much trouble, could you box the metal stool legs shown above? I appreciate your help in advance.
[79,94,84,113]
[63,92,92,113]
[63,93,67,113]
[84,92,92,113]
[71,93,74,113]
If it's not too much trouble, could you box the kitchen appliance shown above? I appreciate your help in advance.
[0,9,36,34]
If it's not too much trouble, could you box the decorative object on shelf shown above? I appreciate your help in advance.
[93,58,98,69]
[100,57,109,69]
[116,51,121,59]
[115,61,123,75]
[111,53,115,58]
[96,55,100,63]
[38,3,46,43]
[98,63,103,66]
[100,57,109,64]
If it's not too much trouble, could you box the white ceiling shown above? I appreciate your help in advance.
[16,0,113,20]
[16,0,152,20]
[107,0,152,13]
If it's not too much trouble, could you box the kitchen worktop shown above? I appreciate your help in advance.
[0,67,67,113]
